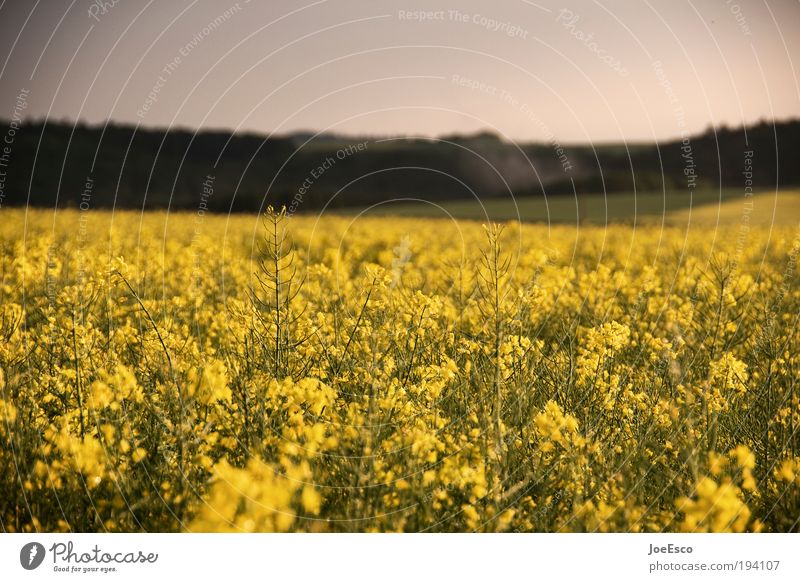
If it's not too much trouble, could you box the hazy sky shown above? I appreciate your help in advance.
[0,0,798,143]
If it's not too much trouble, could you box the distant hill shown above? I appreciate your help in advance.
[0,118,797,213]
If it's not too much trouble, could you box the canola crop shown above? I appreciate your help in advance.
[1,207,798,532]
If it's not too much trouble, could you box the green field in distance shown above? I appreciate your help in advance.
[340,189,800,227]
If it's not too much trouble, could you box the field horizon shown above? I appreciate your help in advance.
[340,189,800,228]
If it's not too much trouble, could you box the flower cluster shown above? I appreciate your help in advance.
[0,208,798,532]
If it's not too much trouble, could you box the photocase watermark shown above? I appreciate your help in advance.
[556,9,628,76]
[0,88,30,209]
[76,175,95,287]
[44,241,61,352]
[390,235,412,289]
[756,226,800,353]
[20,540,159,574]
[451,74,573,173]
[190,174,215,294]
[137,2,247,118]
[743,149,754,197]
[87,0,122,23]
[397,9,529,39]
[680,137,697,192]
[652,60,696,194]
[287,141,369,217]
[725,0,752,37]
[45,245,59,304]
[20,542,46,570]
[731,149,755,271]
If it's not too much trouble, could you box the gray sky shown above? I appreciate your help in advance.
[0,0,798,143]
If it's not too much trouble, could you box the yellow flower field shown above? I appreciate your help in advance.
[1,207,798,532]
